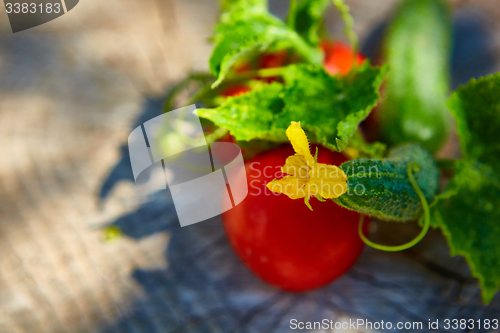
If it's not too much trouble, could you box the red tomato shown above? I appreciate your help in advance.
[222,145,367,292]
[256,50,289,83]
[320,40,379,140]
[321,40,366,75]
[233,61,253,74]
[219,84,252,97]
[258,50,288,69]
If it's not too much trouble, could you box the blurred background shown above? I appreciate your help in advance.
[1,0,500,332]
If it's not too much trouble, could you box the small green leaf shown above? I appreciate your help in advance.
[290,0,330,46]
[103,226,123,242]
[197,63,386,151]
[209,4,322,87]
[431,73,500,303]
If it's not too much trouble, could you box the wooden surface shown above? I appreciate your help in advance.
[0,0,500,332]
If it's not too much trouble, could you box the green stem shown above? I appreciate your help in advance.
[186,81,214,106]
[211,66,287,89]
[205,127,229,143]
[287,0,298,29]
[182,66,286,111]
[358,162,431,252]
[162,72,214,112]
[225,67,286,81]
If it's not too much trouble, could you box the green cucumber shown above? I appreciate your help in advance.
[379,0,452,153]
[333,144,439,221]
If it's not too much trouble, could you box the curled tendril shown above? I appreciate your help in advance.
[358,162,431,252]
[332,0,359,57]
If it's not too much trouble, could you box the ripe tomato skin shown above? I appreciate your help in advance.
[219,84,252,97]
[222,145,367,292]
[258,50,288,69]
[321,40,366,75]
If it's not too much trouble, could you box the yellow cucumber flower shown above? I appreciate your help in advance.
[266,121,347,210]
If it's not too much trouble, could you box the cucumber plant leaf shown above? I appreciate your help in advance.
[197,63,386,152]
[279,63,387,151]
[209,2,322,87]
[197,82,286,142]
[431,74,500,304]
[219,0,268,12]
[290,0,330,46]
[447,75,500,172]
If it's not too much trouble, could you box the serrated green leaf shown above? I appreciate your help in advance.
[431,73,500,303]
[210,4,322,87]
[448,75,500,173]
[198,63,386,152]
[291,0,330,46]
[278,63,387,151]
[430,161,500,304]
[197,82,286,142]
